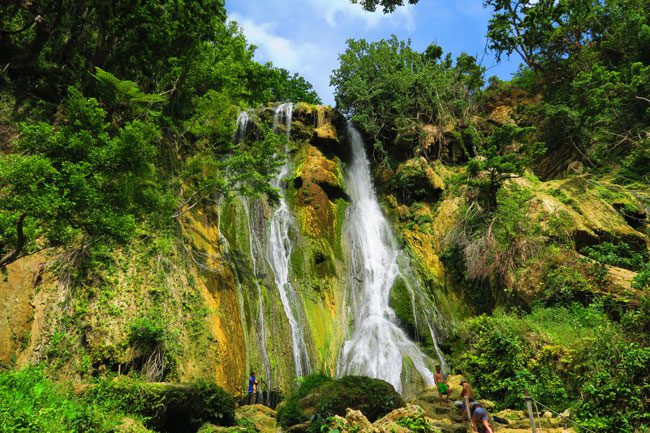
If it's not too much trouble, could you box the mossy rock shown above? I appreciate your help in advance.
[306,376,405,424]
[392,158,444,205]
[277,373,333,428]
[84,378,235,432]
[278,375,405,429]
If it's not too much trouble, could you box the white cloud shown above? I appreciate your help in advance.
[306,0,415,30]
[230,13,319,71]
[229,12,337,104]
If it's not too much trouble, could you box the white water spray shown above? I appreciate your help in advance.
[267,103,312,376]
[234,111,250,143]
[337,124,435,393]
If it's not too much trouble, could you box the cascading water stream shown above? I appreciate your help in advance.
[241,197,273,401]
[267,103,312,377]
[234,111,250,143]
[337,124,435,393]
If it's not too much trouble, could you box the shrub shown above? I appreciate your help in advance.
[128,316,178,381]
[0,367,119,433]
[581,241,647,272]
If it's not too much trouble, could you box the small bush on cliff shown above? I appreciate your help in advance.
[581,241,648,272]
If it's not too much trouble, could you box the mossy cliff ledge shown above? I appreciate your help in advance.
[0,104,355,394]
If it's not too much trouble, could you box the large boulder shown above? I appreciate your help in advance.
[277,375,405,430]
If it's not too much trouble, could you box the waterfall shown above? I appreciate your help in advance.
[241,197,273,401]
[267,103,312,377]
[337,124,435,393]
[234,111,250,143]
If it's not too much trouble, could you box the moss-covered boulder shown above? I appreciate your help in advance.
[311,376,405,422]
[84,378,235,432]
[278,375,405,430]
[236,404,281,433]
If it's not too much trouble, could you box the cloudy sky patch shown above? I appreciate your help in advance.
[226,0,519,105]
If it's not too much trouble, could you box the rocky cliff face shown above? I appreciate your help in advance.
[0,103,646,395]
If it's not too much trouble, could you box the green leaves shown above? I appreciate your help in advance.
[0,86,169,266]
[465,124,544,211]
[331,36,483,163]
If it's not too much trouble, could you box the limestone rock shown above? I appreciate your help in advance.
[236,404,280,433]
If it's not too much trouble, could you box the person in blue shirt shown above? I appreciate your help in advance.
[248,371,259,404]
[469,400,494,433]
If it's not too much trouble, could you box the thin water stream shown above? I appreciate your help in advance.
[267,103,312,377]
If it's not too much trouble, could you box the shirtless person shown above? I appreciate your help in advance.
[455,379,474,416]
[433,365,451,402]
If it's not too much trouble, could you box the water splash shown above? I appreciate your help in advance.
[267,103,312,376]
[337,124,435,393]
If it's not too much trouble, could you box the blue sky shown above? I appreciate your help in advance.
[226,0,521,105]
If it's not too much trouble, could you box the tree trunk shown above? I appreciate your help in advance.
[0,214,27,270]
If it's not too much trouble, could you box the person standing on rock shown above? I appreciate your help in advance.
[434,365,451,402]
[248,371,259,404]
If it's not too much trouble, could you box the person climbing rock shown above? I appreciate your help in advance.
[469,400,494,433]
[248,371,259,404]
[460,379,473,399]
[434,365,451,402]
[454,379,474,414]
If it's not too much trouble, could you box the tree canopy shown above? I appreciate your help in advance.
[0,2,320,269]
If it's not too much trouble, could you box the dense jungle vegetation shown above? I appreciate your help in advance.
[0,1,648,433]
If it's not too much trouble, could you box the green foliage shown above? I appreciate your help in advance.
[632,262,650,290]
[541,265,593,306]
[395,416,436,433]
[465,125,544,211]
[486,0,650,170]
[581,241,647,272]
[0,367,120,433]
[453,304,650,433]
[0,86,172,267]
[331,36,483,163]
[350,0,418,13]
